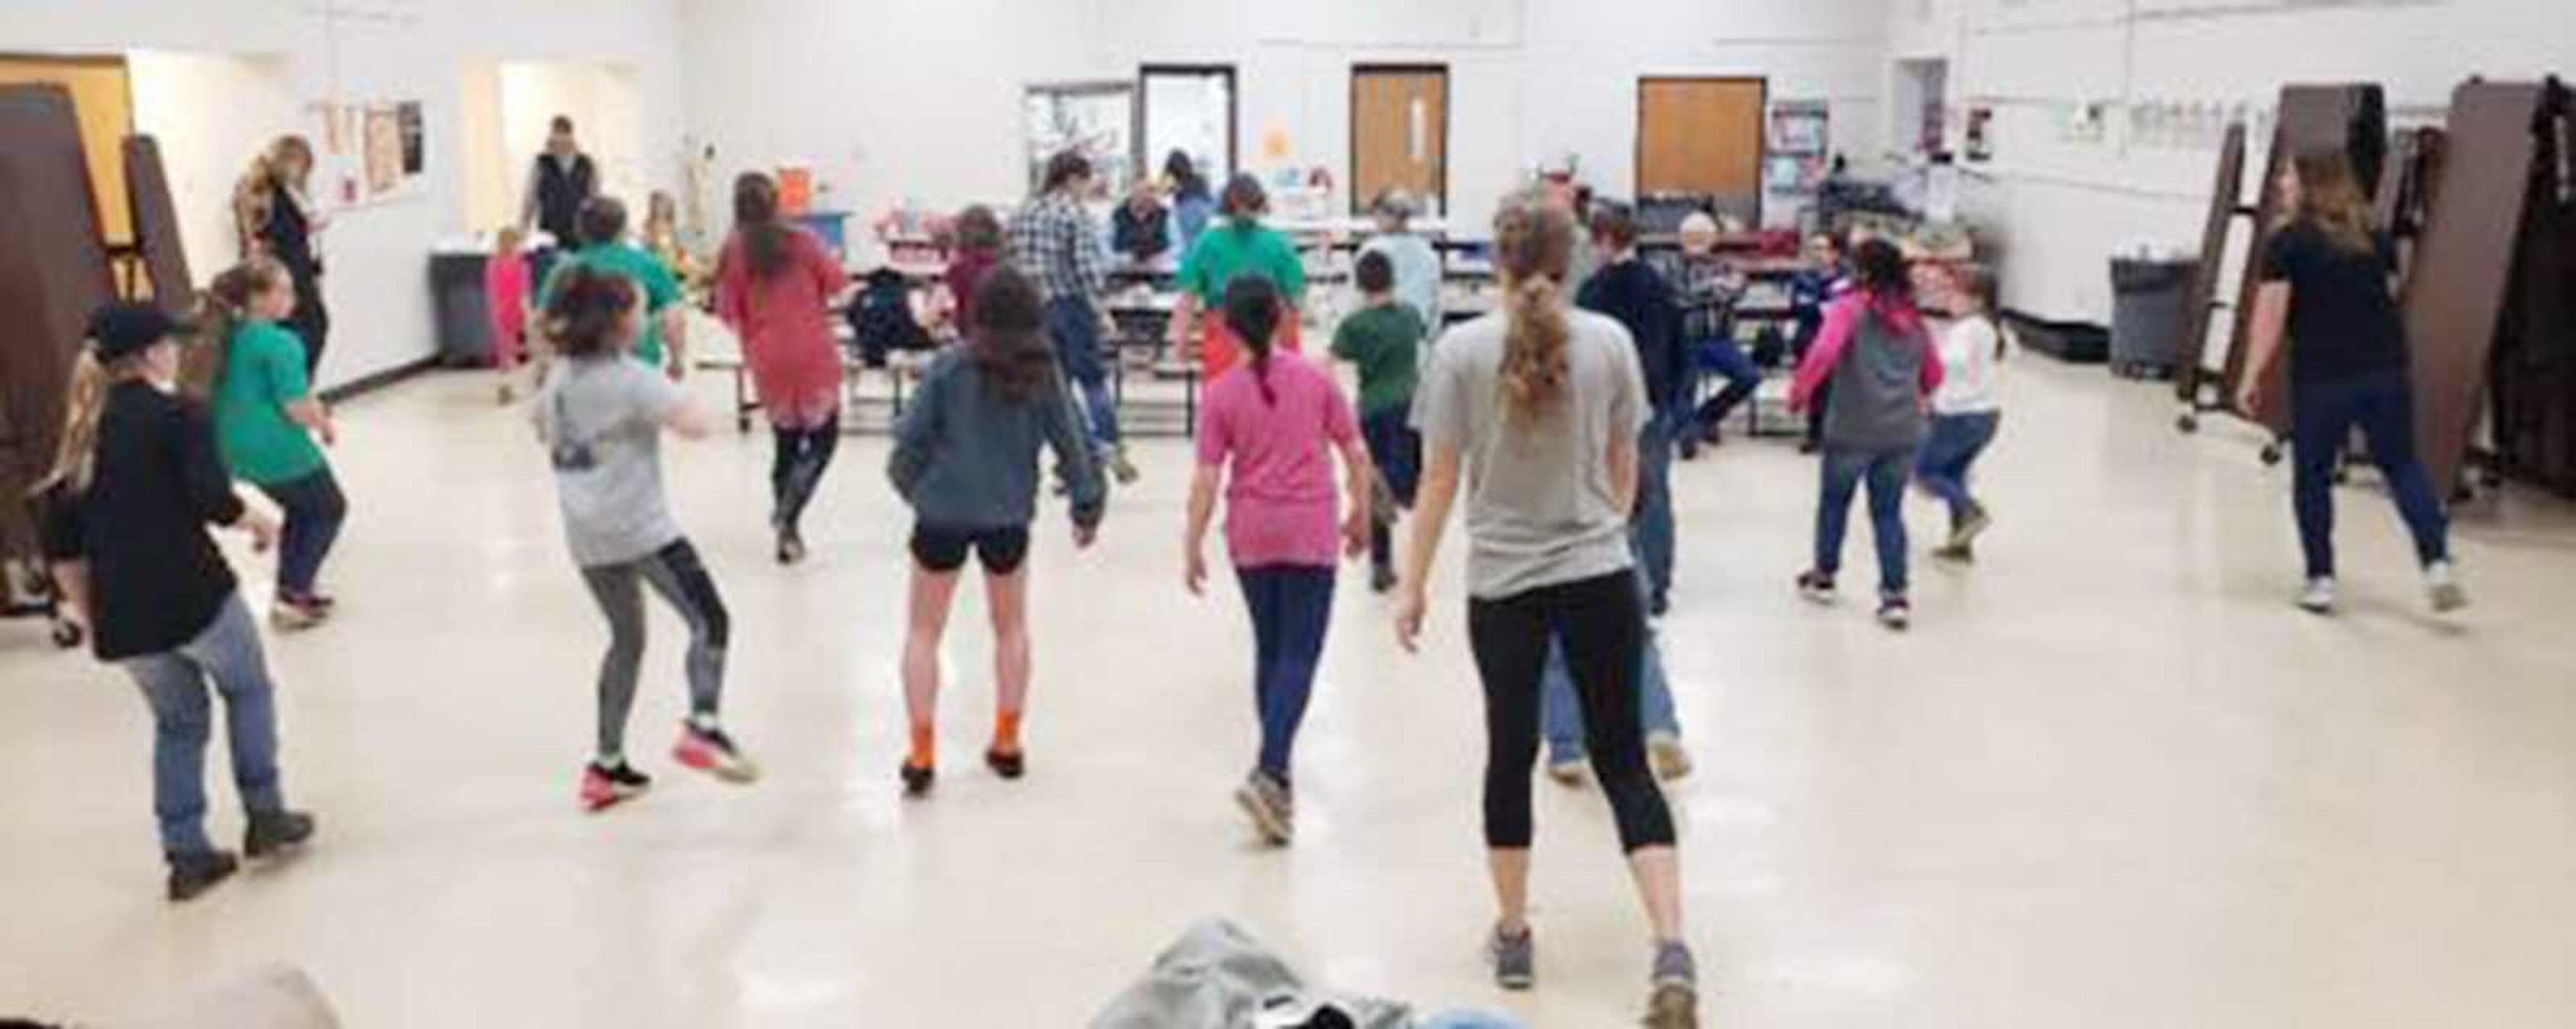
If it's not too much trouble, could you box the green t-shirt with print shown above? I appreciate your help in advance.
[213,320,327,485]
[539,242,682,368]
[1331,301,1426,419]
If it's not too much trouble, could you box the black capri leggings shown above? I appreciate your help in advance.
[1468,568,1676,853]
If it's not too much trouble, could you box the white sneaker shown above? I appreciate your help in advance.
[1647,732,1693,781]
[2425,561,2468,613]
[2297,577,2337,614]
[1546,757,1587,787]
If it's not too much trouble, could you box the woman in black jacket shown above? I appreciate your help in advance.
[233,136,331,376]
[36,303,315,902]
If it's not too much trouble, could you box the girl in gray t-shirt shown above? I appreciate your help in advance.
[1393,193,1699,1022]
[534,267,758,811]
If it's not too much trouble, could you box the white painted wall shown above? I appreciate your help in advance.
[0,0,685,388]
[678,0,1888,235]
[1889,0,2576,323]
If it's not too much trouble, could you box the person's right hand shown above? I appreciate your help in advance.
[1184,546,1208,597]
[239,508,282,553]
[1394,584,1428,654]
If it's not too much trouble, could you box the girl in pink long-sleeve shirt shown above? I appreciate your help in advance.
[1788,238,1943,631]
[715,172,852,564]
[486,226,533,404]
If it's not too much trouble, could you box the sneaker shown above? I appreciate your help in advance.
[1648,732,1693,781]
[1546,755,1589,787]
[1795,570,1837,604]
[2297,577,2337,615]
[985,746,1026,780]
[1949,502,1994,551]
[1233,770,1294,845]
[270,598,327,632]
[1108,446,1141,486]
[1489,924,1536,991]
[674,723,761,783]
[1676,436,1701,462]
[1876,595,1912,631]
[244,810,315,859]
[166,850,239,903]
[2425,561,2468,614]
[1370,563,1398,594]
[1931,542,1975,563]
[900,761,936,798]
[1645,941,1701,1028]
[1650,591,1671,618]
[495,382,517,405]
[580,760,652,811]
[775,530,807,566]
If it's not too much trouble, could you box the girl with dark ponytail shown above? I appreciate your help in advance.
[1393,189,1699,1020]
[714,170,851,563]
[1182,273,1375,847]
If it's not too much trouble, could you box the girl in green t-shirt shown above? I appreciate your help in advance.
[205,258,345,631]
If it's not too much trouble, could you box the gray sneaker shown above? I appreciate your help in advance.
[1490,924,1536,991]
[1233,771,1293,845]
[1646,941,1700,1028]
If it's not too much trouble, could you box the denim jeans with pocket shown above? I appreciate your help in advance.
[1237,565,1336,782]
[118,594,287,857]
[2290,369,2449,578]
[257,466,347,598]
[1539,564,1680,764]
[1817,445,1914,595]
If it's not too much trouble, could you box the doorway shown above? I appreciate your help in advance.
[0,54,134,243]
[1635,76,1765,225]
[1350,64,1448,216]
[1140,64,1236,196]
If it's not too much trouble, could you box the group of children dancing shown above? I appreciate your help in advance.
[38,136,2478,1027]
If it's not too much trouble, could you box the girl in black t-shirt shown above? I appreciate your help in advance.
[36,303,314,902]
[2243,152,2464,615]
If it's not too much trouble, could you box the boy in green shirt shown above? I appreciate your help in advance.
[1330,250,1426,592]
[538,196,688,377]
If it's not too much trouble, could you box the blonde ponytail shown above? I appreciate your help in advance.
[32,351,112,496]
[1493,192,1576,427]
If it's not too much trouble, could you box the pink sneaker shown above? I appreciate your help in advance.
[580,761,651,812]
[674,723,760,784]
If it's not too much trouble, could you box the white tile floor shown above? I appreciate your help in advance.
[4,357,2574,1027]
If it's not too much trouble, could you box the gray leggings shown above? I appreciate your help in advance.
[580,539,729,759]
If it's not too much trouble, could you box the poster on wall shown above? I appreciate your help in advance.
[303,98,428,209]
[1024,82,1134,198]
[1966,105,1994,162]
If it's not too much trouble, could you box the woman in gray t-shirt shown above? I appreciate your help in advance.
[535,267,759,812]
[1393,193,1698,1021]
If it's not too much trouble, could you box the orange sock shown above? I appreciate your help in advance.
[993,709,1024,755]
[908,722,936,769]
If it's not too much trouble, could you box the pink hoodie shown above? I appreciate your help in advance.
[1788,290,1943,412]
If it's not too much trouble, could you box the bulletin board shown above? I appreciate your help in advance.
[304,97,427,209]
[1024,81,1135,197]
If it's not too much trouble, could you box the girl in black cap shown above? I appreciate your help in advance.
[33,302,316,902]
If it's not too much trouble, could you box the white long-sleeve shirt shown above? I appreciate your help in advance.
[1933,315,2002,415]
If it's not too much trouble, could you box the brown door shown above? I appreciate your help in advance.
[1352,66,1446,214]
[0,55,133,244]
[1637,77,1764,217]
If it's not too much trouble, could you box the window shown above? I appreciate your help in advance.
[1024,80,1136,197]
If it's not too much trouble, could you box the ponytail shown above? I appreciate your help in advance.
[1493,191,1576,427]
[32,351,113,496]
[1222,275,1285,405]
[197,258,290,397]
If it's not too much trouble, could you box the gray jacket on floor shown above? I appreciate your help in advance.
[1091,920,1413,1029]
[889,349,1106,530]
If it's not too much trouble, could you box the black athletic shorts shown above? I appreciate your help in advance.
[909,523,1032,575]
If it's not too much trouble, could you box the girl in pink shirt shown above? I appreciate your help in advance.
[1183,275,1373,847]
[716,172,852,564]
[486,225,532,403]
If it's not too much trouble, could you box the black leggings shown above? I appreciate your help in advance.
[579,539,729,759]
[769,415,841,533]
[1468,569,1675,853]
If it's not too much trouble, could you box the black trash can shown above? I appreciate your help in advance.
[2108,258,2197,379]
[428,252,495,368]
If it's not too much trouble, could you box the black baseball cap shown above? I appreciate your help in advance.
[87,302,196,362]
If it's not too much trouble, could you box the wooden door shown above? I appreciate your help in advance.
[1637,78,1764,219]
[1352,66,1446,214]
[0,55,133,243]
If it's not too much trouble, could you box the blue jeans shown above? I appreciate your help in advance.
[1817,445,1913,595]
[1540,566,1680,763]
[117,594,286,857]
[2291,369,2449,579]
[1633,416,1676,602]
[1691,337,1762,431]
[256,466,346,598]
[1915,412,2000,525]
[1238,565,1335,783]
[1360,408,1421,572]
[1046,296,1120,448]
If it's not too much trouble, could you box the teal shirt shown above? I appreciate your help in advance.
[213,320,327,485]
[539,242,682,368]
[1331,302,1426,419]
[1178,219,1306,305]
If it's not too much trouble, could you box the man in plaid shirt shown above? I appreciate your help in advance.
[1008,151,1138,483]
